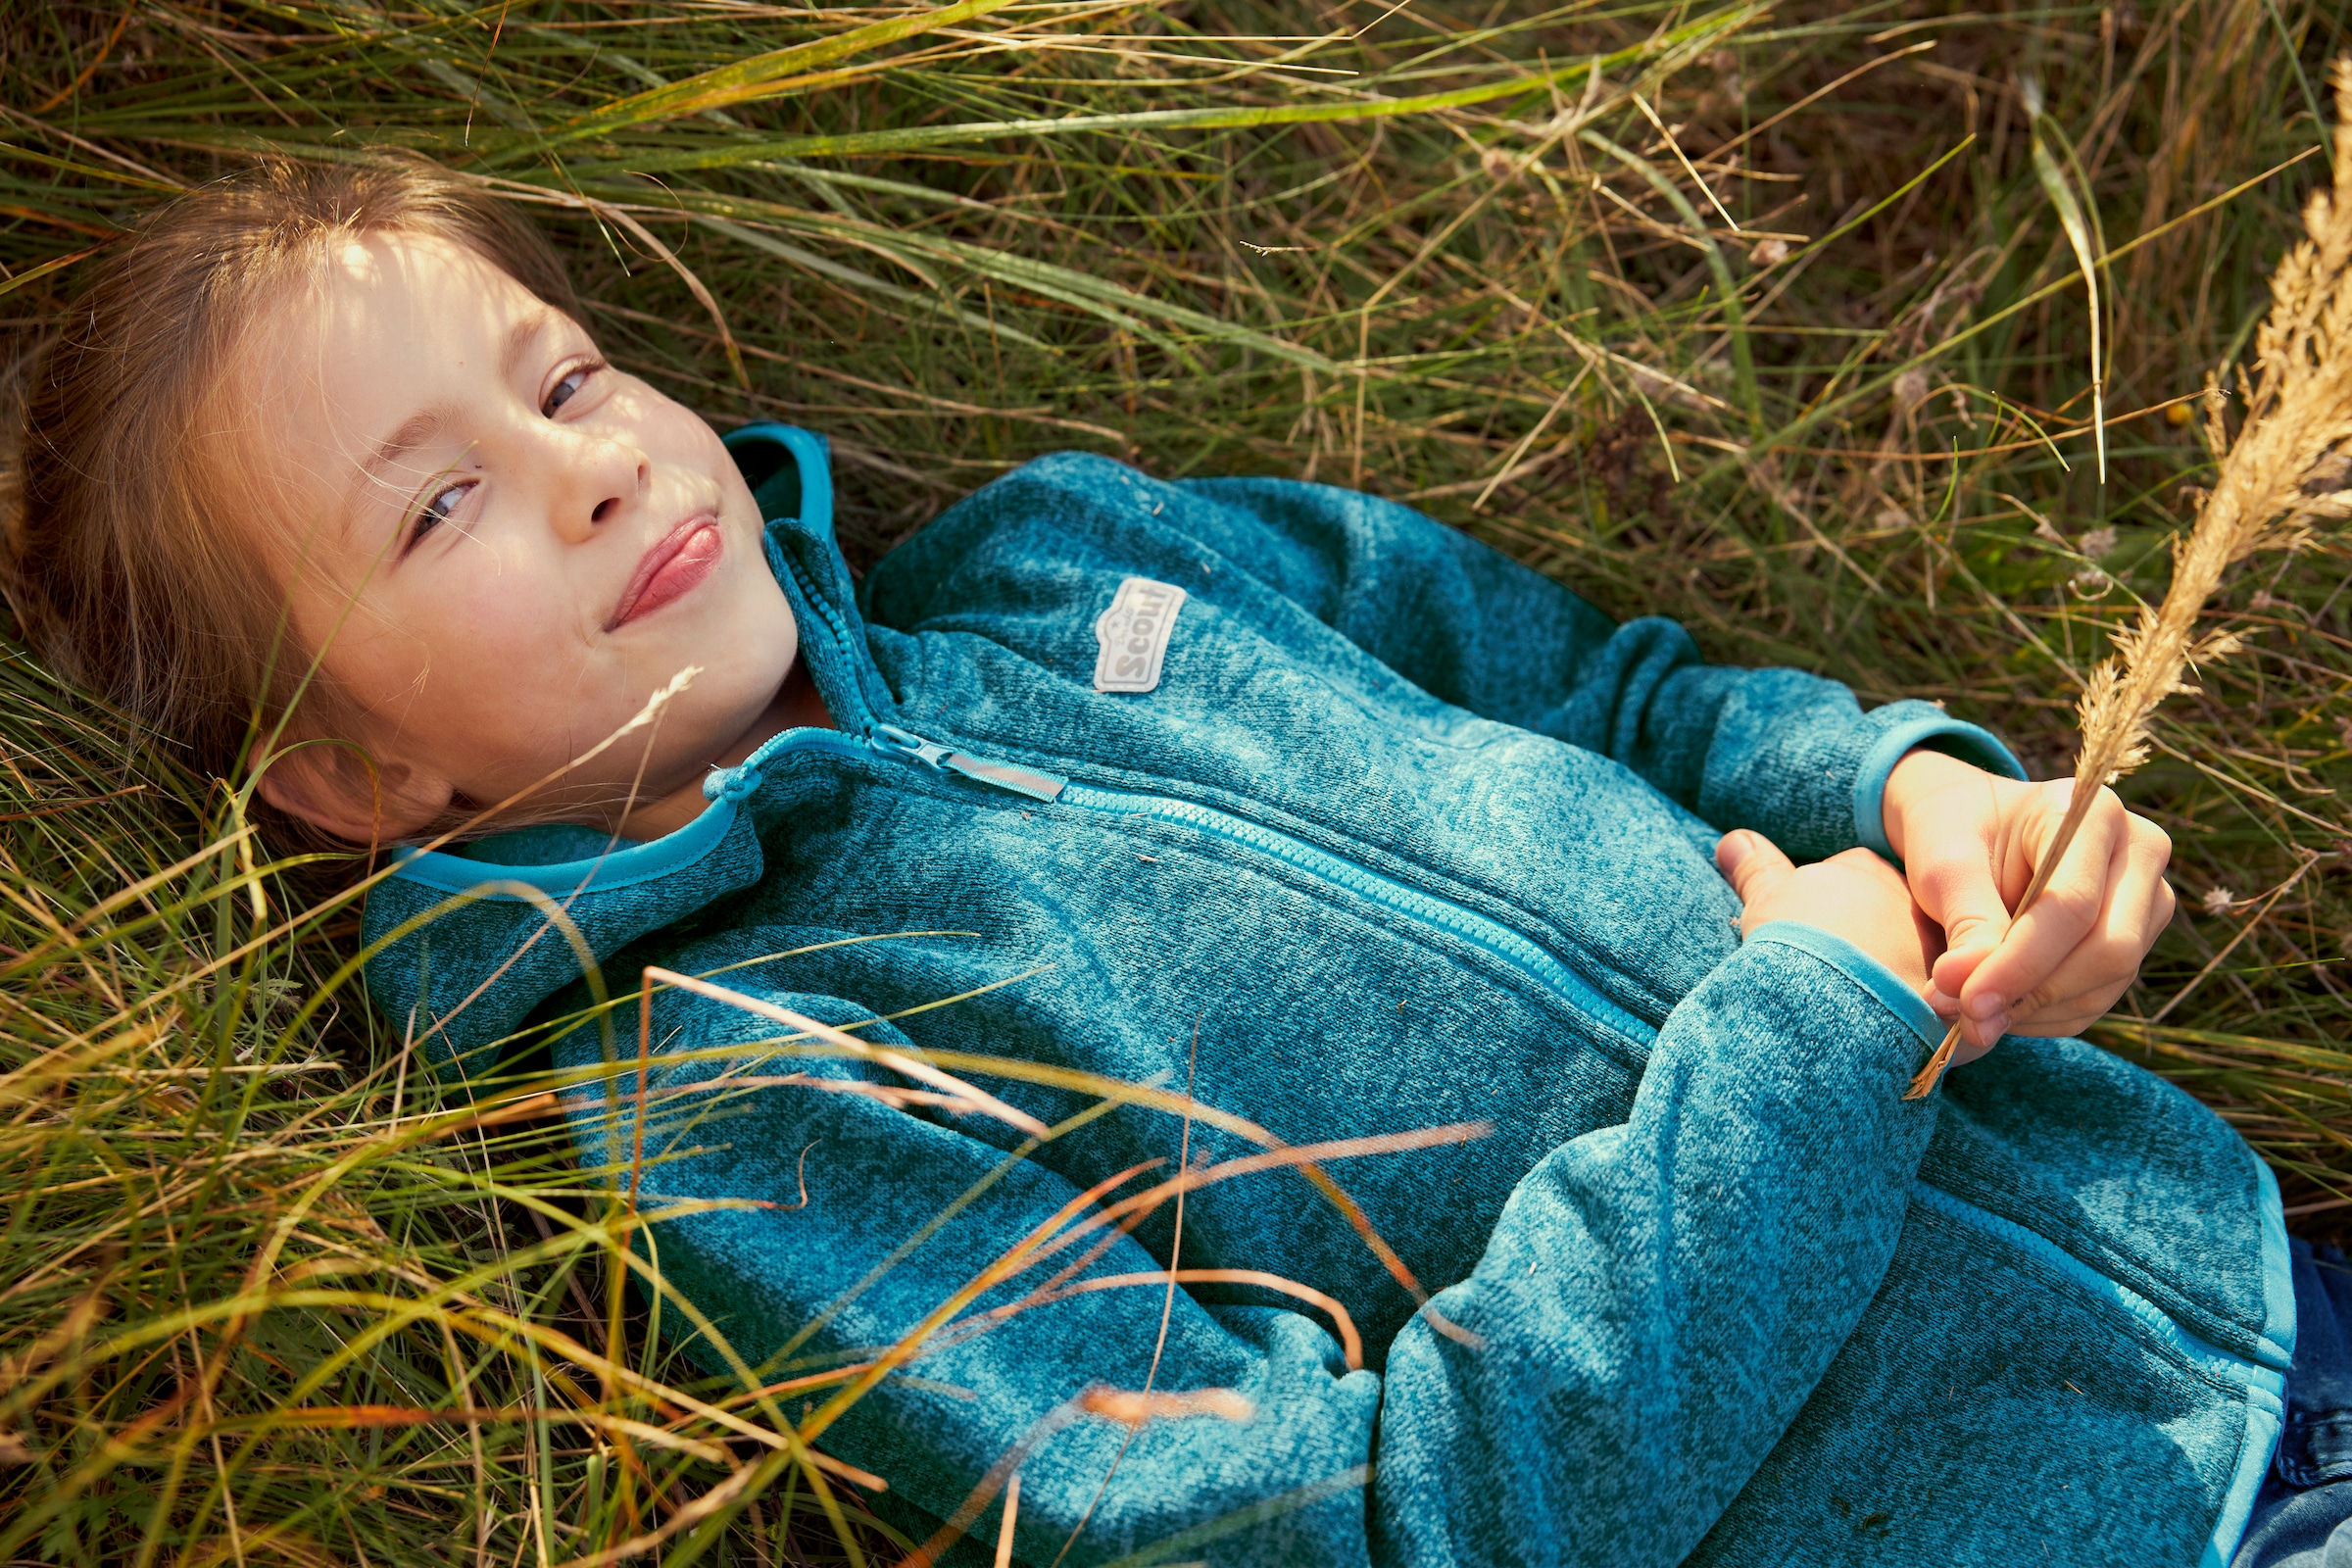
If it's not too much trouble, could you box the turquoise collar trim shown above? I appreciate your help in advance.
[724,421,834,542]
[389,796,741,897]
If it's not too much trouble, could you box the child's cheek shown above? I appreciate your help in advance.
[435,568,578,673]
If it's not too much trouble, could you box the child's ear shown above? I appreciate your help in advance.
[256,738,452,843]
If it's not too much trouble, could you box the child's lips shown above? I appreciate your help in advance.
[609,515,722,630]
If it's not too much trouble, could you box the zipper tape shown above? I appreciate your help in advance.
[1060,779,1655,1046]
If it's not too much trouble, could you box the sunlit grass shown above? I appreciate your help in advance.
[3,0,2351,1559]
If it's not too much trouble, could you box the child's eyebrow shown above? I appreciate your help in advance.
[354,407,449,507]
[499,310,557,380]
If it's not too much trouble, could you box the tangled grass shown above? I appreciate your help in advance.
[2,0,2350,1560]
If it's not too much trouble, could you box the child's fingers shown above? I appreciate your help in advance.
[1956,814,2173,1045]
[1947,984,2129,1061]
[1907,826,2023,995]
[1715,829,1795,915]
[1907,784,2086,1008]
[1936,783,2124,1018]
[1950,835,2120,1047]
[1998,862,2178,1036]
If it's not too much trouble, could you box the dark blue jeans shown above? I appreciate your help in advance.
[2236,1243,2352,1568]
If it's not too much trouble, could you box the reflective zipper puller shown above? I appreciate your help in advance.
[870,724,1067,804]
[869,724,956,770]
[780,549,1063,803]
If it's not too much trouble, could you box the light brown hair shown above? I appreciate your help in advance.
[0,155,579,801]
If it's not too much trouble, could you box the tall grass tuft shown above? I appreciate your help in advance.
[3,1,2352,1560]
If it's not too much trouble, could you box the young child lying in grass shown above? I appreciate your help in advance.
[6,158,2341,1568]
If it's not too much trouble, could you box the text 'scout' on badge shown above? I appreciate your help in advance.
[1094,577,1187,694]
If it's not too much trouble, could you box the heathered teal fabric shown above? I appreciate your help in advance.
[363,424,2291,1567]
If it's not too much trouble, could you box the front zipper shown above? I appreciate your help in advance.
[869,725,1069,803]
[1058,778,1655,1045]
[766,551,1654,1042]
[859,724,1650,1044]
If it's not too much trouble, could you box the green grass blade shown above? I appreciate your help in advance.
[2025,86,2107,483]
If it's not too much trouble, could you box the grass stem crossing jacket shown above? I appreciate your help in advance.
[364,424,2292,1567]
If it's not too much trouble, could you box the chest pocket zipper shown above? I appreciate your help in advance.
[765,553,1649,1042]
[853,723,1653,1046]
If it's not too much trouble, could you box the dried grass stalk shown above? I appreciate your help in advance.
[1906,57,2352,1100]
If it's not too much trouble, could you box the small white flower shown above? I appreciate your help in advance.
[1893,368,1931,411]
[2202,887,2236,915]
[2071,566,2114,598]
[2250,588,2275,611]
[1749,237,1790,267]
[2079,525,2117,559]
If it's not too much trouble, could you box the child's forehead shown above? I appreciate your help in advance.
[244,232,559,415]
[311,229,530,333]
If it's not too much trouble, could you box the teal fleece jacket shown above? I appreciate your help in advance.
[364,424,2293,1567]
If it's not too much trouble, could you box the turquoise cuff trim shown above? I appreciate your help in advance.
[2203,1377,2287,1568]
[390,798,740,898]
[1853,717,2029,859]
[1743,919,1939,1047]
[2253,1152,2297,1371]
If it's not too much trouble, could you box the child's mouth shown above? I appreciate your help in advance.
[609,515,722,630]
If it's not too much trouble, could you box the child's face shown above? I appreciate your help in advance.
[240,231,800,839]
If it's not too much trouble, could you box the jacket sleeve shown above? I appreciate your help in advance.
[611,928,1942,1568]
[1174,473,2023,861]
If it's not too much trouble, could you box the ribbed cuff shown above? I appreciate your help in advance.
[1852,716,2028,860]
[1743,919,1941,1047]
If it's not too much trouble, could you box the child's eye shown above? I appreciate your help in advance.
[408,480,473,549]
[543,362,602,416]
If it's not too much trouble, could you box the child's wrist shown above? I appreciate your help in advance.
[1880,749,1989,863]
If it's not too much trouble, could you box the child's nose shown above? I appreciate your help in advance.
[556,446,649,542]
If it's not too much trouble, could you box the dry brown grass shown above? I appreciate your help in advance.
[2,1,2351,1559]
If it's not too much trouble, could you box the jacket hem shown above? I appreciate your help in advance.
[2203,1377,2286,1568]
[2255,1152,2298,1371]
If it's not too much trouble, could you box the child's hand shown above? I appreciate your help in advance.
[1883,750,2176,1061]
[1717,830,1941,995]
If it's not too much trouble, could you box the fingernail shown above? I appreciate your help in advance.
[1927,989,1959,1016]
[1977,1013,2010,1045]
[1964,991,2006,1021]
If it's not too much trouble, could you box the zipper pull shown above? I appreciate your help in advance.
[870,724,1066,804]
